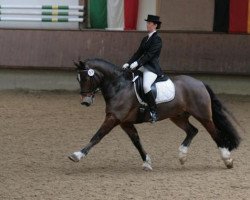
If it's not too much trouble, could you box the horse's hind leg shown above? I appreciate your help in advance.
[120,123,152,171]
[199,120,234,169]
[170,113,198,165]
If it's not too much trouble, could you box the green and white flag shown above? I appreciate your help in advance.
[107,0,124,30]
[89,0,107,28]
[89,0,139,30]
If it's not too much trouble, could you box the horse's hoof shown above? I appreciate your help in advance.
[179,151,187,165]
[179,156,187,165]
[224,158,234,169]
[68,154,80,162]
[142,162,153,171]
[68,152,85,162]
[179,145,188,165]
[142,154,152,171]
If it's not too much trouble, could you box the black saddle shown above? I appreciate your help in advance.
[133,71,168,103]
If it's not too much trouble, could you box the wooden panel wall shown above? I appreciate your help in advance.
[0,29,249,75]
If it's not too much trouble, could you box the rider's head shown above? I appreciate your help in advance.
[145,15,162,32]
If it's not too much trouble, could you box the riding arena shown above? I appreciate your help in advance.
[0,1,249,199]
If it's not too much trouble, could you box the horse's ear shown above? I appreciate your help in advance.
[79,60,85,68]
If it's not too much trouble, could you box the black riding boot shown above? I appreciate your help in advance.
[145,91,158,123]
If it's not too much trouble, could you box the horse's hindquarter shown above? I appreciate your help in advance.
[169,75,212,120]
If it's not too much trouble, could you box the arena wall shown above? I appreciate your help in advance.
[0,29,249,75]
[0,29,249,94]
[0,69,249,95]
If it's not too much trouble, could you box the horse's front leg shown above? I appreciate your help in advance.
[69,113,120,162]
[120,123,152,171]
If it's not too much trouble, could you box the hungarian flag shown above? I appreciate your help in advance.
[107,0,124,30]
[89,0,139,30]
[124,0,139,30]
[89,0,107,29]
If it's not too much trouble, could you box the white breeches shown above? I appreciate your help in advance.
[139,66,157,93]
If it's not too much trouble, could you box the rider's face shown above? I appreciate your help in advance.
[146,22,157,32]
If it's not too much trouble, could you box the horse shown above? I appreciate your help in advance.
[68,58,241,170]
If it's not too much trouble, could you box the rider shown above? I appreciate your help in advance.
[122,15,164,123]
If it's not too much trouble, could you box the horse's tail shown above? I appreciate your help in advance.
[204,84,241,151]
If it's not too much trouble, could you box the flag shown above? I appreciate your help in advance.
[124,0,139,30]
[89,0,107,29]
[213,0,230,32]
[89,0,139,30]
[248,0,250,33]
[107,0,124,30]
[229,0,248,33]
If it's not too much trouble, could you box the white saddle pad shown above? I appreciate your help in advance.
[155,79,175,104]
[134,79,175,105]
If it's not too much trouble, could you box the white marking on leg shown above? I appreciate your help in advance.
[69,151,86,162]
[219,147,230,160]
[179,145,188,165]
[142,154,152,171]
[179,145,188,154]
[74,151,85,160]
[219,147,233,169]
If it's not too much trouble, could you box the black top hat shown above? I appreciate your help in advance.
[145,15,162,25]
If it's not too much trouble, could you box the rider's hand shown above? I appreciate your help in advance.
[130,61,138,70]
[122,63,129,69]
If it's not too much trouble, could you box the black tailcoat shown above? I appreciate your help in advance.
[128,32,164,76]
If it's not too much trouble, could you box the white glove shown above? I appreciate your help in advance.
[122,63,129,69]
[130,61,138,70]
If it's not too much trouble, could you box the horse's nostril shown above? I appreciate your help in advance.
[81,96,94,107]
[81,102,91,107]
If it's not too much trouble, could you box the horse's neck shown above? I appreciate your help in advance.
[100,76,129,102]
[99,71,125,90]
[88,59,129,100]
[92,61,122,83]
[96,68,128,101]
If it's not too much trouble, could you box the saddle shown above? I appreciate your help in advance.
[132,71,175,123]
[132,71,169,104]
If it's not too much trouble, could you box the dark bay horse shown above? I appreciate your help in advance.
[69,58,241,170]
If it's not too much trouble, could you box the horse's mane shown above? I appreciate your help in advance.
[84,58,122,77]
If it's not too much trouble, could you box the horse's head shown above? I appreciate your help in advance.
[74,60,100,107]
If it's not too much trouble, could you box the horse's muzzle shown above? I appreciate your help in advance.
[81,95,94,107]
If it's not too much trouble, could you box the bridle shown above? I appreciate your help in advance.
[77,69,100,96]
